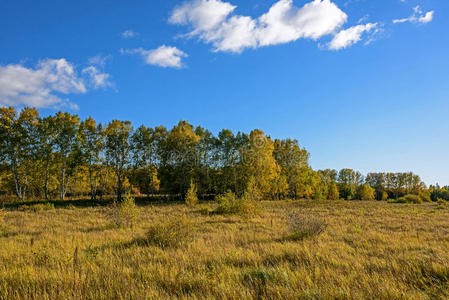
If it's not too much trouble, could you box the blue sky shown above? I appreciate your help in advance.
[0,0,448,185]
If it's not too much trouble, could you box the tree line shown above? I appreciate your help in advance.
[0,106,447,203]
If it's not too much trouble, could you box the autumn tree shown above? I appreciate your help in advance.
[79,117,104,200]
[104,120,133,202]
[158,121,200,197]
[273,138,310,199]
[241,130,280,200]
[52,112,81,200]
[0,107,40,201]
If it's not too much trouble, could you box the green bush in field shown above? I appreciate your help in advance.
[215,190,255,215]
[185,180,198,207]
[388,194,422,204]
[116,194,140,227]
[145,215,194,248]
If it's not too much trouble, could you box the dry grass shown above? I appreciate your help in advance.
[1,200,449,299]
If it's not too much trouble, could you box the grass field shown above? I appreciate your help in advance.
[1,200,449,299]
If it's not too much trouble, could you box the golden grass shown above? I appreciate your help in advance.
[1,200,449,299]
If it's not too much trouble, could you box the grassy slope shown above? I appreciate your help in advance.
[1,200,449,299]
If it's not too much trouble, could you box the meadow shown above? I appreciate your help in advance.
[1,199,449,299]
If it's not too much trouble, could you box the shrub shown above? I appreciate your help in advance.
[114,194,140,227]
[185,180,198,207]
[388,194,422,204]
[285,213,327,241]
[328,182,339,200]
[244,176,262,202]
[418,190,431,202]
[196,204,212,215]
[145,215,194,248]
[215,190,255,215]
[313,189,323,201]
[357,184,375,201]
[381,191,389,201]
[404,194,423,204]
[437,198,447,205]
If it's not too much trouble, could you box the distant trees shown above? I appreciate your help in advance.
[104,120,133,203]
[0,106,432,203]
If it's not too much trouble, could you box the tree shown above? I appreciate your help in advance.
[328,182,339,200]
[36,116,57,200]
[273,138,310,199]
[104,120,133,203]
[131,125,159,197]
[357,184,375,201]
[0,107,40,201]
[158,121,200,197]
[53,112,80,200]
[79,117,104,200]
[241,130,280,200]
[185,180,198,207]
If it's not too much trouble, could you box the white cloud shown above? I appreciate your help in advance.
[393,6,434,24]
[328,22,377,50]
[0,58,112,109]
[121,30,138,39]
[88,54,112,68]
[82,66,113,89]
[169,0,348,53]
[122,46,188,68]
[169,0,236,33]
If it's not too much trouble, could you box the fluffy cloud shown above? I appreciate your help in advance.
[328,23,377,50]
[393,6,434,24]
[121,30,138,39]
[122,46,188,68]
[82,66,113,89]
[169,0,349,53]
[0,58,112,109]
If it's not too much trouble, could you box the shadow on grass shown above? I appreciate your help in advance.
[1,195,203,210]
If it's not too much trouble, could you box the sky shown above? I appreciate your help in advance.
[0,0,448,185]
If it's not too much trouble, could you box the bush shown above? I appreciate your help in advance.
[313,189,323,201]
[404,194,423,204]
[357,184,375,201]
[388,194,422,204]
[196,204,212,215]
[285,213,327,241]
[185,180,198,207]
[215,190,255,215]
[145,215,194,248]
[244,176,262,202]
[114,194,140,227]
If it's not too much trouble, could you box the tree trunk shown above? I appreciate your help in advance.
[44,157,50,200]
[60,156,66,200]
[11,160,23,201]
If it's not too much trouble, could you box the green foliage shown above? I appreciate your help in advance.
[357,184,375,201]
[0,105,432,206]
[313,189,323,201]
[216,190,255,215]
[185,180,198,207]
[145,215,194,248]
[285,213,327,241]
[388,194,422,204]
[328,182,339,200]
[244,176,261,202]
[196,204,212,215]
[116,194,140,227]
